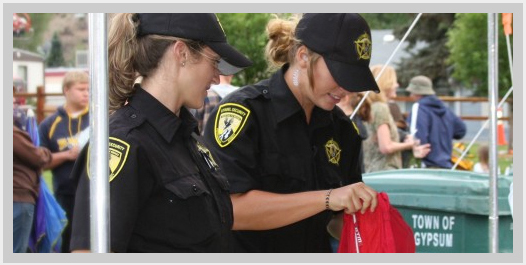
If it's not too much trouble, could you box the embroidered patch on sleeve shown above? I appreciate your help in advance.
[214,103,250,148]
[87,137,130,182]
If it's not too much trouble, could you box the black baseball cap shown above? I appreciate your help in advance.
[136,13,252,75]
[296,13,380,93]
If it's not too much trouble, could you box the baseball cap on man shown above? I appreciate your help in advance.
[296,13,380,93]
[406,75,435,95]
[136,13,252,75]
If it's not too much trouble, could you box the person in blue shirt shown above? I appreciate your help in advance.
[406,75,467,169]
[38,70,89,252]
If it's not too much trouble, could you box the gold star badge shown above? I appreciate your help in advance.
[354,32,372,60]
[325,139,341,165]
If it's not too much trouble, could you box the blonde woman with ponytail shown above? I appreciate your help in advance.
[70,13,251,253]
[203,14,381,252]
[363,65,431,173]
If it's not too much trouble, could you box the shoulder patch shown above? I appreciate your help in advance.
[87,137,130,182]
[214,103,250,148]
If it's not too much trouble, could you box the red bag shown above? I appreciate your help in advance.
[337,192,416,253]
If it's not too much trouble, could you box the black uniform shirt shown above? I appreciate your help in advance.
[203,65,363,252]
[70,86,234,253]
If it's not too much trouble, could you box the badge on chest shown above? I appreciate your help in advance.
[325,138,341,165]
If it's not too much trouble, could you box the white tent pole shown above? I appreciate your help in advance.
[487,13,499,253]
[350,13,423,120]
[88,13,110,253]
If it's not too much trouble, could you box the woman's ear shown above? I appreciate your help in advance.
[295,46,309,69]
[172,41,187,66]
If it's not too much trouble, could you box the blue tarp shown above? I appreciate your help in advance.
[25,111,68,253]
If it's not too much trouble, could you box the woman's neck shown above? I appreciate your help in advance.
[337,104,353,117]
[141,76,182,116]
[286,74,314,124]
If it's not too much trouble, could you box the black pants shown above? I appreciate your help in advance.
[55,194,75,253]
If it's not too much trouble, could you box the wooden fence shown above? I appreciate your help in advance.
[14,86,62,123]
[394,96,512,121]
[14,87,512,124]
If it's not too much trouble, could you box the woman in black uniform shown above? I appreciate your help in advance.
[203,13,379,252]
[70,13,251,253]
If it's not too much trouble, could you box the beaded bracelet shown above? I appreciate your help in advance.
[325,189,333,210]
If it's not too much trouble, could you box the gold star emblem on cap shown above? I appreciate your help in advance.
[354,32,372,60]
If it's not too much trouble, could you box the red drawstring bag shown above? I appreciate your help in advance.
[337,192,416,253]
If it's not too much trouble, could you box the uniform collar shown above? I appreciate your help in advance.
[270,65,332,128]
[270,65,304,123]
[129,85,198,143]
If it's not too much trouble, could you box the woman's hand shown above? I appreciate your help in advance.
[328,182,378,214]
[413,143,431,158]
[403,134,415,146]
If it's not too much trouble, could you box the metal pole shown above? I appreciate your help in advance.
[487,13,499,253]
[505,35,513,82]
[88,13,110,253]
[350,14,422,120]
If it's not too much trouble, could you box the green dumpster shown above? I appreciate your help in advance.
[363,169,513,253]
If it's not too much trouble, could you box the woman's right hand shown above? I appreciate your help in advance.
[403,134,415,146]
[328,182,378,214]
[413,143,431,158]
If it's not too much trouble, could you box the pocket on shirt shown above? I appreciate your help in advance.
[164,174,210,199]
[161,174,220,246]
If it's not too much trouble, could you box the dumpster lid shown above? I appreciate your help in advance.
[363,169,512,215]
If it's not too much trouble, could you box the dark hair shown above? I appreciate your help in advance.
[478,144,489,165]
[108,13,205,112]
[350,92,371,122]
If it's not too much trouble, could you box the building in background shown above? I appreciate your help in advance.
[13,48,44,94]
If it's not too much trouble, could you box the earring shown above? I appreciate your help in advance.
[292,68,299,87]
[181,61,186,67]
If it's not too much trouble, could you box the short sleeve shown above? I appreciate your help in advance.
[203,101,260,194]
[70,136,152,252]
[370,102,392,134]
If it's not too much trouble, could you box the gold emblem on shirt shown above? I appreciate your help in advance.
[354,32,372,60]
[325,139,341,165]
[214,103,250,148]
[87,137,130,182]
[196,140,219,170]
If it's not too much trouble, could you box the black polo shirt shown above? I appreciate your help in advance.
[203,65,363,253]
[70,86,234,253]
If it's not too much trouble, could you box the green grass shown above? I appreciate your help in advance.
[462,142,513,173]
[409,141,513,174]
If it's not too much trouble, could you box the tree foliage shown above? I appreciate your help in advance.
[360,13,411,29]
[216,13,276,87]
[447,13,512,97]
[392,13,456,94]
[46,32,65,67]
[13,13,53,53]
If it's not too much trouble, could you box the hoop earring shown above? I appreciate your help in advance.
[292,68,299,87]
